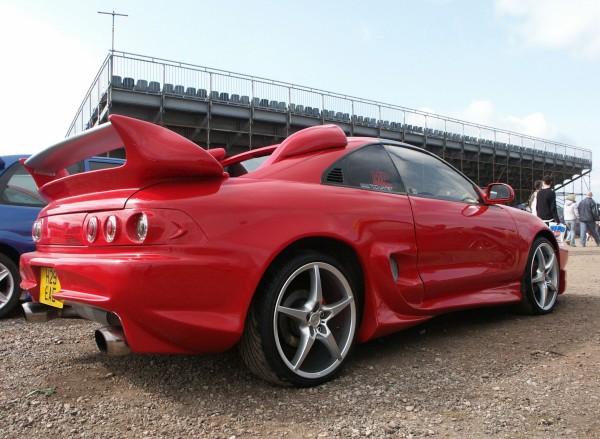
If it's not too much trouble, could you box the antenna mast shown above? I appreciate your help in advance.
[98,10,128,53]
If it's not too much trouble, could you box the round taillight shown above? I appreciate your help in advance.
[32,220,42,243]
[135,213,148,242]
[105,215,118,243]
[86,216,98,243]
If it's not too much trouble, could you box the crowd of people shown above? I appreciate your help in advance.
[527,175,600,247]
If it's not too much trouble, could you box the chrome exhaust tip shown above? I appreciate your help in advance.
[95,326,130,356]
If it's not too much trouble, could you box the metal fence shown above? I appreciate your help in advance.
[67,51,593,166]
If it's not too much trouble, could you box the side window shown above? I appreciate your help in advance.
[0,163,45,207]
[384,145,480,203]
[323,144,405,193]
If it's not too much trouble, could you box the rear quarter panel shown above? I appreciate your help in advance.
[129,176,421,340]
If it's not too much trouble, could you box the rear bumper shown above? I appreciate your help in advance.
[19,249,252,354]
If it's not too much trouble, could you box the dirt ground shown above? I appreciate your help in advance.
[1,245,599,438]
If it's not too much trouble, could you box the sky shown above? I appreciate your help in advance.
[1,0,599,195]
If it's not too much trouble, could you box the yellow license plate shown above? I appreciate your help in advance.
[39,267,63,309]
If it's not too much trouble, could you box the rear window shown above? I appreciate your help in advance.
[0,163,45,207]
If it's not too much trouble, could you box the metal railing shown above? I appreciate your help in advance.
[67,51,593,166]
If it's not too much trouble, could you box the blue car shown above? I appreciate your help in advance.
[0,154,123,317]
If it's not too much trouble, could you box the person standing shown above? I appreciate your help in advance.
[528,180,542,214]
[563,193,579,246]
[578,191,600,247]
[536,175,560,225]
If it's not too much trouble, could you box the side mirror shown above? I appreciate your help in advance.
[484,183,514,205]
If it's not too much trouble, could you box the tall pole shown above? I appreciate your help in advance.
[98,11,128,122]
[98,10,128,54]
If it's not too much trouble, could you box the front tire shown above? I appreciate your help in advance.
[519,237,559,314]
[0,253,21,318]
[239,251,360,387]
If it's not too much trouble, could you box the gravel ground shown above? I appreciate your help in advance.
[1,246,599,439]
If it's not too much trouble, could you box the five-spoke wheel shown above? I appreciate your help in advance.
[520,237,559,314]
[240,251,359,387]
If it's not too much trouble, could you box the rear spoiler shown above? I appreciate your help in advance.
[23,115,226,202]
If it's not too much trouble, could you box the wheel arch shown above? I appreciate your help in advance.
[517,229,561,273]
[0,244,21,266]
[264,236,364,294]
[534,229,565,270]
[249,236,366,319]
[536,229,559,251]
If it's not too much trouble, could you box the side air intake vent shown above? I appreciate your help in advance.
[326,168,344,183]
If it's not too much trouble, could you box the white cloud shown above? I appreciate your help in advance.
[454,100,496,126]
[455,99,560,140]
[495,0,600,59]
[505,112,560,139]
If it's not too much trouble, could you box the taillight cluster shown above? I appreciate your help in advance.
[31,209,204,247]
[84,212,149,244]
[32,212,151,245]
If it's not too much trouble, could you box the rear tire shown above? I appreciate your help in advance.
[518,237,559,314]
[0,253,21,318]
[239,251,360,387]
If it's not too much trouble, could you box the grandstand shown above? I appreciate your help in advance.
[68,51,593,205]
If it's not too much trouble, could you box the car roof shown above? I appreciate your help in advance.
[0,155,30,174]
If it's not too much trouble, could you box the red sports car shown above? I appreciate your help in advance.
[20,115,567,387]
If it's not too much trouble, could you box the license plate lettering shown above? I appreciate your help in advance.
[39,267,63,309]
